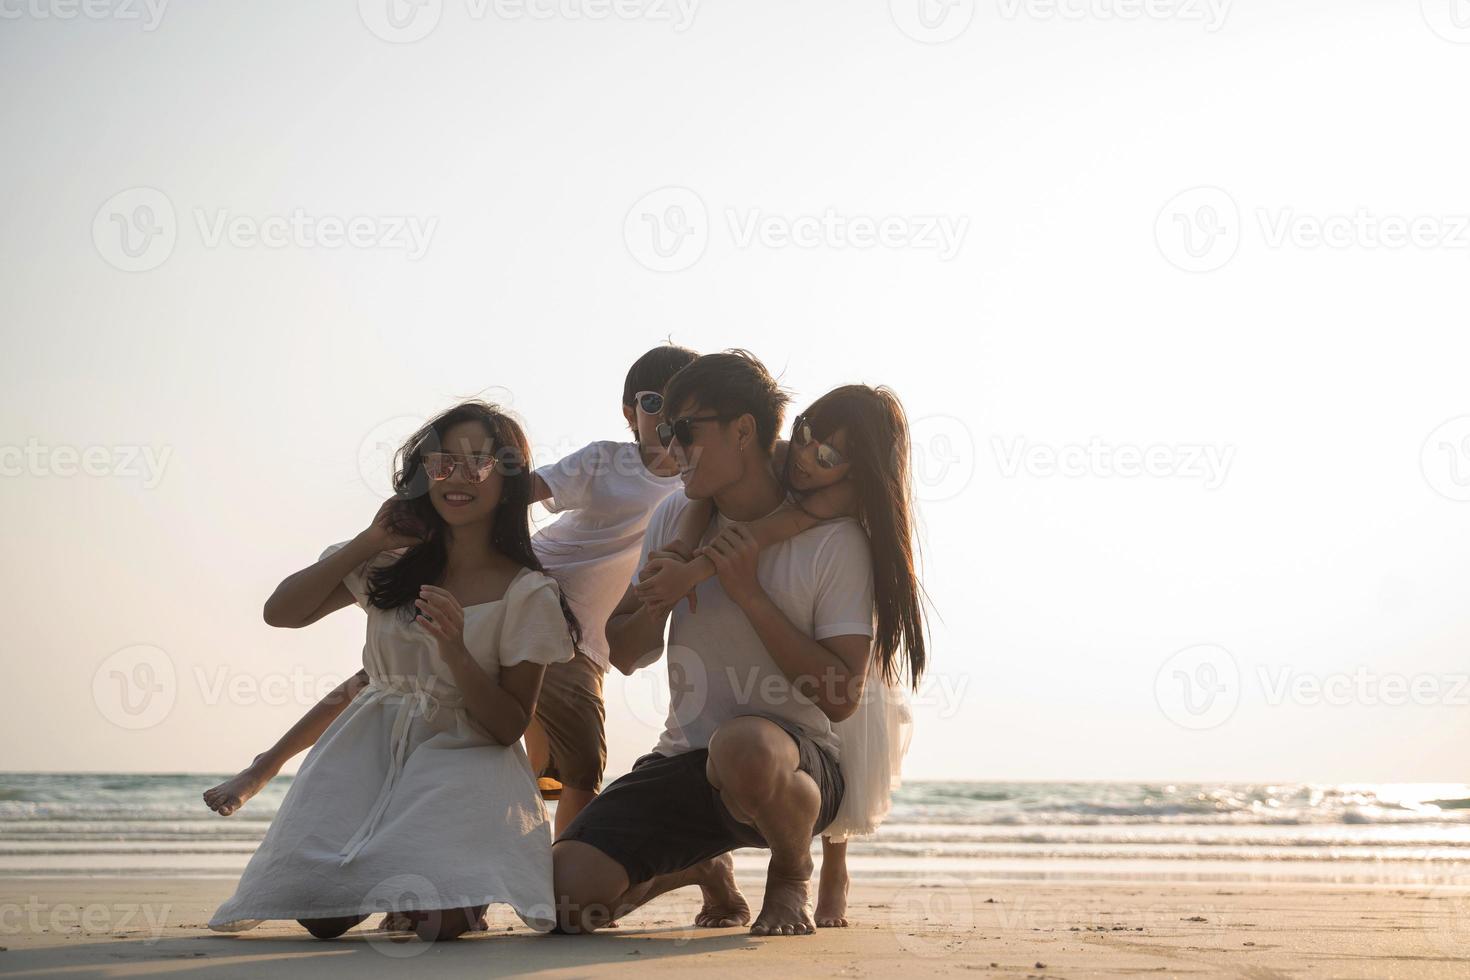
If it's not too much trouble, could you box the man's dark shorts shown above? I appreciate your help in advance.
[558,716,844,887]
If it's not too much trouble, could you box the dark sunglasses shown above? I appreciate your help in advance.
[656,413,737,448]
[422,451,499,483]
[633,390,664,415]
[793,414,848,469]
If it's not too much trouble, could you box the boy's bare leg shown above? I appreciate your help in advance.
[203,670,367,817]
[554,787,596,839]
[814,836,849,927]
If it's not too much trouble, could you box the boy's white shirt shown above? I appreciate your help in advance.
[532,440,684,669]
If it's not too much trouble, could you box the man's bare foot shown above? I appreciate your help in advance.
[203,756,275,817]
[814,860,849,928]
[693,853,751,928]
[750,864,815,937]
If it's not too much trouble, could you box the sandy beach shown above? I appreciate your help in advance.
[3,874,1468,978]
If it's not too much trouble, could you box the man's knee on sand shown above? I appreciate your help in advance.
[552,839,629,933]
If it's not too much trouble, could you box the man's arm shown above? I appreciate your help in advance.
[605,582,673,676]
[532,473,553,504]
[702,524,871,721]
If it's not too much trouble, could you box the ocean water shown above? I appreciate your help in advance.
[4,774,1470,886]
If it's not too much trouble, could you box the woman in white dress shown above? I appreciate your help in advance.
[209,401,580,943]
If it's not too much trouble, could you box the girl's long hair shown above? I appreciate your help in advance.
[366,400,581,647]
[787,385,929,691]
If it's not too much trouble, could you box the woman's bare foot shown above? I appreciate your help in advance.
[202,755,275,817]
[693,853,751,928]
[750,862,815,937]
[814,860,849,927]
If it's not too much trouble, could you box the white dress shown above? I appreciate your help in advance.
[209,543,575,933]
[824,659,913,842]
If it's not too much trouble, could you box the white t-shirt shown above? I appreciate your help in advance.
[632,490,876,759]
[533,440,684,669]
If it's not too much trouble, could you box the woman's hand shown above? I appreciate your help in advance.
[414,585,470,663]
[635,556,700,615]
[701,524,763,609]
[360,499,426,552]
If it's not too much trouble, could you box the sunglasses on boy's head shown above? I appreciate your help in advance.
[422,451,499,483]
[633,390,664,415]
[656,413,737,449]
[792,414,848,469]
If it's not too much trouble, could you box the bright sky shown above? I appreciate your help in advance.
[3,1,1469,783]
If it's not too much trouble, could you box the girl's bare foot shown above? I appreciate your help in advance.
[814,860,849,927]
[693,853,751,928]
[202,755,275,817]
[750,861,815,937]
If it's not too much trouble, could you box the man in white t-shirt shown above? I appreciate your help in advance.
[554,351,876,938]
[525,345,696,835]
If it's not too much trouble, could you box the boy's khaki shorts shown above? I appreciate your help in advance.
[533,650,608,793]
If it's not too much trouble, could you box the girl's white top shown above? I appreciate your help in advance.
[209,542,575,933]
[825,657,913,841]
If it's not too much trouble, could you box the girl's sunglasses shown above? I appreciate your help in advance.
[656,413,736,448]
[634,390,664,415]
[422,451,499,484]
[793,414,848,469]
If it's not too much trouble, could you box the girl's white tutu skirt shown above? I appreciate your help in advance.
[824,663,913,842]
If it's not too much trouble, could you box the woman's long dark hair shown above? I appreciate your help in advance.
[786,385,929,691]
[365,400,581,647]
